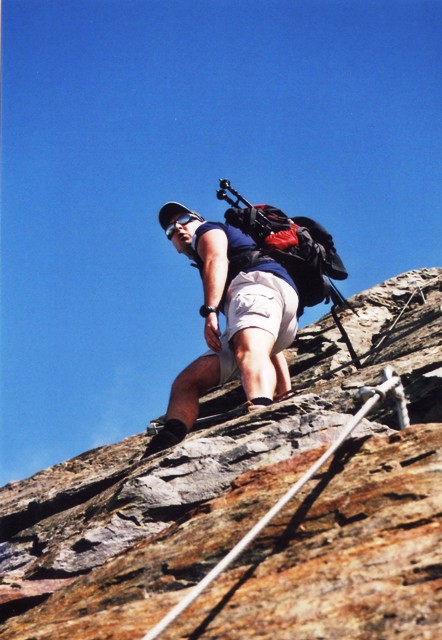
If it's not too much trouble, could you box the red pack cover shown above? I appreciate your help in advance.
[264,221,300,251]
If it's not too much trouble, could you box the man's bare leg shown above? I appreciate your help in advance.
[165,354,221,431]
[143,354,220,457]
[232,327,277,402]
[271,351,292,399]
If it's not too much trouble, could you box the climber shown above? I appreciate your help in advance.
[143,202,299,457]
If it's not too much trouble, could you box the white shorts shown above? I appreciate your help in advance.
[202,271,299,385]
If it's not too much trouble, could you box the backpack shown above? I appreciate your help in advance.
[216,179,361,367]
[224,204,348,315]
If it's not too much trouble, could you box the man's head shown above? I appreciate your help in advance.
[158,202,205,255]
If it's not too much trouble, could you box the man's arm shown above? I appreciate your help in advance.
[196,228,229,352]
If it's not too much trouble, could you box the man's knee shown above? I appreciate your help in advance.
[172,355,220,396]
[232,327,275,361]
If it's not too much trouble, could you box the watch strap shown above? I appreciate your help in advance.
[199,304,218,318]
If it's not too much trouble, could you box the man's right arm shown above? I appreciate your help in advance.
[195,228,229,352]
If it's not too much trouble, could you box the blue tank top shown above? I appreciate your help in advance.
[192,221,297,292]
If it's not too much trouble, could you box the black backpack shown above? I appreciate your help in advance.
[224,203,348,314]
[216,180,361,367]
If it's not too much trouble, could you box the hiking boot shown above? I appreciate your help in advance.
[142,429,183,459]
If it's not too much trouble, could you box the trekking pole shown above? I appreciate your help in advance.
[331,304,362,369]
[216,178,253,209]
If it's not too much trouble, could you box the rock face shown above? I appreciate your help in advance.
[0,268,441,639]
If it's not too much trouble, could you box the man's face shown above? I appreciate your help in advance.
[167,213,202,254]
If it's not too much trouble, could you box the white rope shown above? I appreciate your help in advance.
[140,370,408,640]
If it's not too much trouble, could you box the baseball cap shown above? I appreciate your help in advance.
[158,202,195,230]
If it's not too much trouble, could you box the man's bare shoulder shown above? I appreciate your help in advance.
[195,225,228,258]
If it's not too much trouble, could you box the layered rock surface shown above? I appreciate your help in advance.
[0,268,441,639]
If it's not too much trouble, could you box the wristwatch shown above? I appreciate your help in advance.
[199,304,218,318]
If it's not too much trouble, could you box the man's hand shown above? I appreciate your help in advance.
[204,313,222,352]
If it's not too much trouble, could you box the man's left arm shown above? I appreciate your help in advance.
[196,228,229,352]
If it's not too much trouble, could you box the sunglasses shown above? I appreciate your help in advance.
[165,213,199,239]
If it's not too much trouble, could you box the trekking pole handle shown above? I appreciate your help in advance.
[217,178,253,209]
[216,189,237,207]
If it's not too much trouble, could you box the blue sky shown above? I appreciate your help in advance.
[1,0,441,486]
